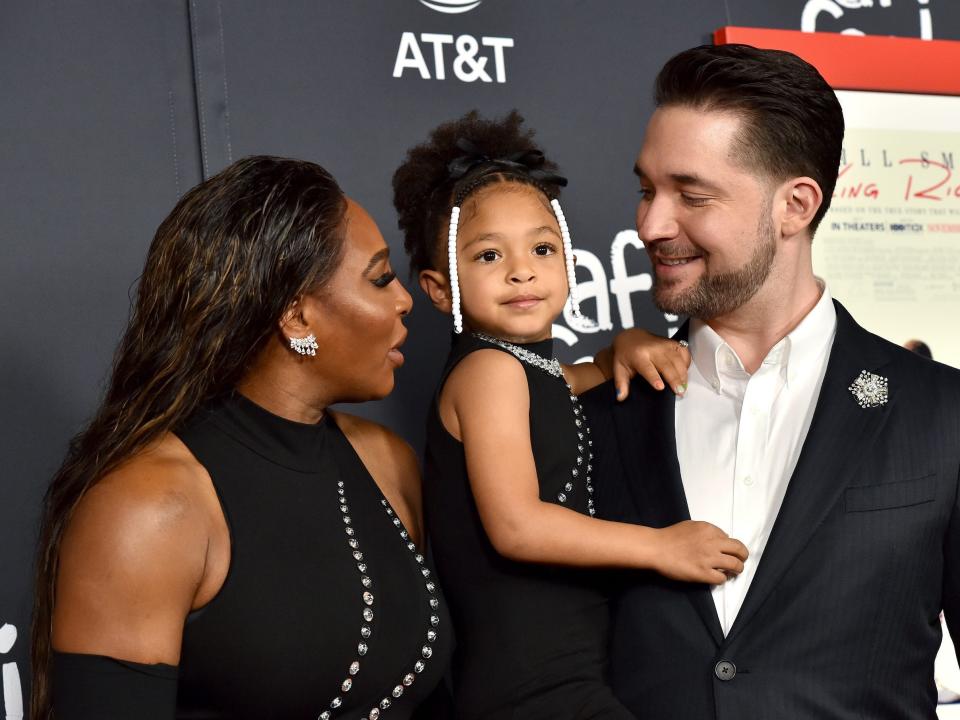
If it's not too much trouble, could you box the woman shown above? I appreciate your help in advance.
[32,156,452,719]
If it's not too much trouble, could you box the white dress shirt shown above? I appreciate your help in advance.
[675,285,837,635]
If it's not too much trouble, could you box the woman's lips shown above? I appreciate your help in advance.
[387,348,405,366]
[387,331,407,367]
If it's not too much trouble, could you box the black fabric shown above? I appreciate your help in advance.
[582,301,960,720]
[170,393,453,719]
[52,652,178,720]
[424,333,633,720]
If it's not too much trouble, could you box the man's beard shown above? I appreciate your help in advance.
[651,211,776,321]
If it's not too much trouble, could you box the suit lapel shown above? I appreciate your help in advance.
[614,324,725,646]
[723,302,895,646]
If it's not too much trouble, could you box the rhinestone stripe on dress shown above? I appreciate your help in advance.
[319,480,376,719]
[472,333,596,516]
[366,498,441,720]
[318,487,442,720]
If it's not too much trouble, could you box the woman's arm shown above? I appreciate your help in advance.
[442,350,745,584]
[53,434,224,666]
[562,328,691,398]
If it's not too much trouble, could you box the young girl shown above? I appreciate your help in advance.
[393,112,747,719]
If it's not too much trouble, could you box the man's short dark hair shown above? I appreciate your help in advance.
[655,44,844,236]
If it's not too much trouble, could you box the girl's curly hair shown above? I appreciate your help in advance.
[392,110,563,275]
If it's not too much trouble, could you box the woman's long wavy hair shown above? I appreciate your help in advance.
[31,155,347,719]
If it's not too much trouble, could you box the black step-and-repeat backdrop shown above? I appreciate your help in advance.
[3,1,958,713]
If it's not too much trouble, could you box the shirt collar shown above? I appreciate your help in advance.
[688,283,837,394]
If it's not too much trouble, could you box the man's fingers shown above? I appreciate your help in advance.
[714,553,745,576]
[703,568,728,585]
[722,539,750,561]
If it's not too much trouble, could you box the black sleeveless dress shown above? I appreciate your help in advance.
[172,393,453,719]
[423,334,633,720]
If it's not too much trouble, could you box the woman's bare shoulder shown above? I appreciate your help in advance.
[52,433,218,664]
[332,412,422,541]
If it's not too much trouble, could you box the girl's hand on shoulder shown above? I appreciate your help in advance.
[652,520,748,585]
[607,328,690,401]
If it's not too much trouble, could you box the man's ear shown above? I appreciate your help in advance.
[778,176,823,239]
[419,269,453,314]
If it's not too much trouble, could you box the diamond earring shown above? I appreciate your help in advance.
[289,334,318,356]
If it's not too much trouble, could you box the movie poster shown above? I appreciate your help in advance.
[814,90,960,369]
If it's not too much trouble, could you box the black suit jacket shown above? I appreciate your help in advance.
[581,302,960,720]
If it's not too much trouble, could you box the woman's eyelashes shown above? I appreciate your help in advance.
[371,270,397,288]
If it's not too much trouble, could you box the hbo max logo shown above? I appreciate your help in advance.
[393,32,514,83]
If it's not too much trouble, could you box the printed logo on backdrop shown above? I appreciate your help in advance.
[0,624,22,720]
[394,0,514,83]
[418,0,482,14]
[552,230,680,362]
[801,0,934,39]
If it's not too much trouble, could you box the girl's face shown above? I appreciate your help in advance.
[452,183,569,343]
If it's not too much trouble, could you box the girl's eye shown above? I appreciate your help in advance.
[372,270,396,288]
[533,243,556,256]
[638,187,653,201]
[476,249,500,263]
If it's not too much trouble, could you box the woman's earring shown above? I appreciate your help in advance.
[289,334,318,356]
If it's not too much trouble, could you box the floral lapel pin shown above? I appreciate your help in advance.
[848,370,889,408]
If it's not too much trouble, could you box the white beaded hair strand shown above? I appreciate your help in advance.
[447,206,463,334]
[550,199,593,325]
[446,195,594,335]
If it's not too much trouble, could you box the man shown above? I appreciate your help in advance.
[584,44,960,719]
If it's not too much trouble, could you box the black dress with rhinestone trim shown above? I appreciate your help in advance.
[424,334,634,720]
[172,393,452,720]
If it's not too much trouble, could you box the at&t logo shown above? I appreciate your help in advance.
[394,0,513,83]
[418,0,482,13]
[393,33,513,83]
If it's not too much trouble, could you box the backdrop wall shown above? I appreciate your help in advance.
[3,1,958,713]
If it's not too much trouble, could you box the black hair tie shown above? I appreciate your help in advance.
[446,138,568,187]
